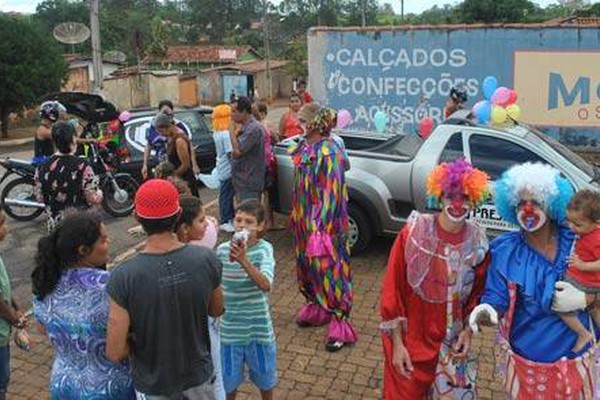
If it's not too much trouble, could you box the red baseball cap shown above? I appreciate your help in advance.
[135,179,181,219]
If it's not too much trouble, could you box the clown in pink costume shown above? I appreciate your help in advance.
[470,162,598,399]
[380,159,490,399]
[289,105,357,352]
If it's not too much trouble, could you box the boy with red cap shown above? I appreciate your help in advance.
[106,179,224,400]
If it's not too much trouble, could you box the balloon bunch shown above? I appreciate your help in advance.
[336,109,353,129]
[374,109,389,133]
[473,76,521,126]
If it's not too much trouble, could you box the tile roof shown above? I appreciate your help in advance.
[198,59,289,74]
[144,45,259,64]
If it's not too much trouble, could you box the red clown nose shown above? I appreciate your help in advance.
[451,197,464,210]
[523,201,534,214]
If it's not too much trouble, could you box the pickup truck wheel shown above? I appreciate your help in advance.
[348,204,373,254]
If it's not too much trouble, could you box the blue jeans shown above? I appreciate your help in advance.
[219,178,235,224]
[0,345,10,399]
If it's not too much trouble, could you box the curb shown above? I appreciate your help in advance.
[0,137,34,148]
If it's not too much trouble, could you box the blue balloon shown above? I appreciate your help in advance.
[473,100,492,124]
[482,76,498,100]
[374,110,388,133]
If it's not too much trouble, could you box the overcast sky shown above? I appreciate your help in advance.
[1,0,560,16]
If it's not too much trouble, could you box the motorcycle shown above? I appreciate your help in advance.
[83,125,139,218]
[0,158,45,221]
[0,92,138,221]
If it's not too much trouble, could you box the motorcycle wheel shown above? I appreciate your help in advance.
[1,177,44,222]
[102,174,138,218]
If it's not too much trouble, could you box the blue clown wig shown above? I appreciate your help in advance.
[493,162,574,225]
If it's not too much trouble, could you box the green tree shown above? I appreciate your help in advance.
[284,38,308,78]
[33,0,90,53]
[34,0,89,32]
[460,0,536,23]
[405,4,460,24]
[0,14,68,138]
[342,0,379,26]
[146,16,171,61]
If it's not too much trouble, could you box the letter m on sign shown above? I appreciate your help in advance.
[548,73,590,110]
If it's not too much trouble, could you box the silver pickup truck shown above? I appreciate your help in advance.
[275,111,600,252]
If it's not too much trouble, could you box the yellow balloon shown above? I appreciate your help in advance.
[491,106,508,124]
[506,104,521,120]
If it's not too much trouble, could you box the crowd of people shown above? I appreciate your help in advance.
[0,82,599,400]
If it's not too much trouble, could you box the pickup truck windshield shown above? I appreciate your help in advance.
[521,123,595,177]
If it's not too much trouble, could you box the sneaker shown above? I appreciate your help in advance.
[325,340,345,353]
[220,222,235,233]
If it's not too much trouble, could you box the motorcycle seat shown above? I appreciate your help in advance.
[6,158,36,172]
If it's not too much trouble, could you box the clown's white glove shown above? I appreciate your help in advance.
[469,303,498,334]
[552,281,587,313]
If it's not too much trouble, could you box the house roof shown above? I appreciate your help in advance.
[555,16,600,26]
[144,45,261,64]
[108,66,180,78]
[63,53,125,67]
[203,60,289,74]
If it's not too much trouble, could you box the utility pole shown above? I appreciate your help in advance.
[401,0,405,21]
[263,0,272,102]
[361,0,366,27]
[90,0,103,94]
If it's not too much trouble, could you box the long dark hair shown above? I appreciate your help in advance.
[32,212,103,300]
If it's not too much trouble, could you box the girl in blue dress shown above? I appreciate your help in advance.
[32,212,134,399]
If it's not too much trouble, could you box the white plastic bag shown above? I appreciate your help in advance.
[196,169,221,189]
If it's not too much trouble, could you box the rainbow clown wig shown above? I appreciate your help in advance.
[426,158,490,209]
[212,104,232,131]
[493,162,574,225]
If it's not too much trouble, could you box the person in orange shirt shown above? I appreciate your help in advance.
[278,93,303,139]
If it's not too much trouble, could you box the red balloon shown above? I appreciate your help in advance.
[418,117,435,139]
[507,90,518,105]
[108,119,120,132]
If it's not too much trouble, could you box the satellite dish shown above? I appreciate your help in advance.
[104,50,127,64]
[53,22,91,45]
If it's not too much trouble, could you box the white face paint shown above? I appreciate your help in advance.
[442,197,471,223]
[444,205,469,223]
[517,207,547,232]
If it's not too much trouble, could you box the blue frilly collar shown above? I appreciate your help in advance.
[490,226,575,310]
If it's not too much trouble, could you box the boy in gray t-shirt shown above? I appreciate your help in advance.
[106,179,224,399]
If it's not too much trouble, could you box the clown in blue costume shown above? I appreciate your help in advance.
[470,162,598,399]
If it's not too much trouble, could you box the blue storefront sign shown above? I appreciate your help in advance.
[308,25,600,138]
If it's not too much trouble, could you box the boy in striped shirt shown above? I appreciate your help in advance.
[216,200,277,400]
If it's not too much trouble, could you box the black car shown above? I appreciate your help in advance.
[121,106,215,182]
